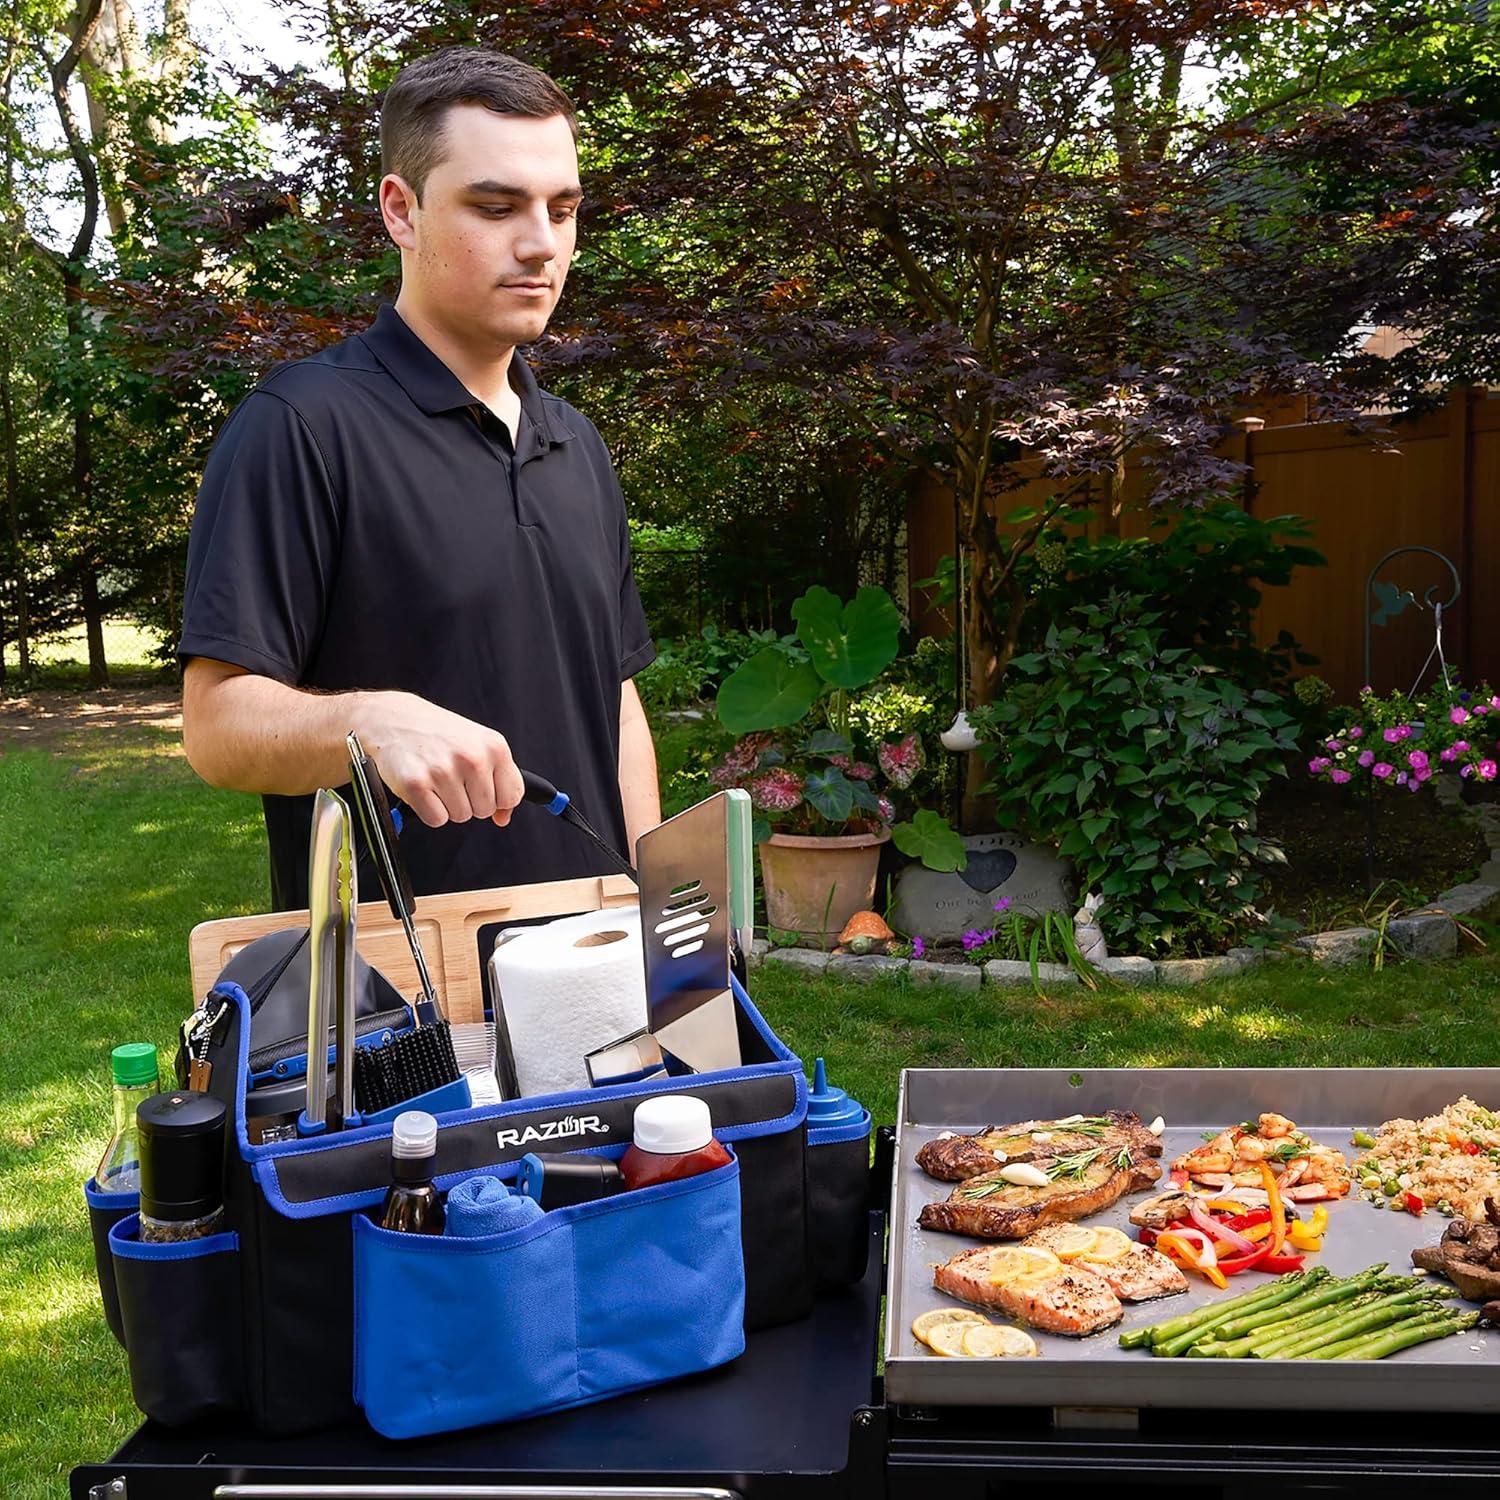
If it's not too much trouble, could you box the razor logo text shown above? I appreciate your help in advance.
[496,1114,611,1151]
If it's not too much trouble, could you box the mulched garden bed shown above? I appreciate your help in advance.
[1257,778,1487,928]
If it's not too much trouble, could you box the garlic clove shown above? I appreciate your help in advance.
[1148,1116,1165,1136]
[1030,1131,1053,1144]
[998,1162,1051,1188]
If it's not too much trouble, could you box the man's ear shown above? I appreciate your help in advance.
[379,174,420,251]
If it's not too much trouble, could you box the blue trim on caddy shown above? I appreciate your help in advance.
[108,1213,239,1261]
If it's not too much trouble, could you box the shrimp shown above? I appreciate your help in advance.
[1258,1112,1296,1139]
[1235,1136,1271,1162]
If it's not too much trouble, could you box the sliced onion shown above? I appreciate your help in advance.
[1188,1196,1257,1254]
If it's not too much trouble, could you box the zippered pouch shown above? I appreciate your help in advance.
[353,1154,745,1438]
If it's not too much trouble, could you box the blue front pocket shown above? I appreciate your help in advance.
[354,1156,745,1439]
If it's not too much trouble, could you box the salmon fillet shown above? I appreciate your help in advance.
[932,1247,1123,1336]
[918,1158,1161,1239]
[917,1111,1162,1182]
[1024,1227,1188,1303]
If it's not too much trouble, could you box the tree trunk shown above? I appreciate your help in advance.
[0,333,29,681]
[81,563,108,687]
[62,263,107,688]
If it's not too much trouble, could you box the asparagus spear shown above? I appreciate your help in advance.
[1146,1273,1324,1357]
[1202,1293,1389,1359]
[1130,1270,1314,1348]
[1325,1311,1480,1361]
[1206,1267,1382,1343]
[1258,1292,1455,1360]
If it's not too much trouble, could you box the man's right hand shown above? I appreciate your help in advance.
[350,691,526,828]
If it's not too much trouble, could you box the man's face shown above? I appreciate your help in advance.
[385,106,580,347]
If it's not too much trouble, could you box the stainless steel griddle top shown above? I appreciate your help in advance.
[886,1067,1500,1413]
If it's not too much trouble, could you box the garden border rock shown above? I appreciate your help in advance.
[744,785,1500,988]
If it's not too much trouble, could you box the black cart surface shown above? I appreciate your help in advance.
[73,1161,1500,1499]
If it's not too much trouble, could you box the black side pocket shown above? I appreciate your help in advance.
[807,1111,873,1289]
[110,1214,243,1425]
[84,1177,139,1348]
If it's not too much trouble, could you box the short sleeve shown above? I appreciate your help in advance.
[178,389,342,682]
[615,483,657,681]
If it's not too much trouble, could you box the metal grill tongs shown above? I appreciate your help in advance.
[302,787,356,1134]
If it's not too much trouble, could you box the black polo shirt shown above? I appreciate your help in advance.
[179,302,655,910]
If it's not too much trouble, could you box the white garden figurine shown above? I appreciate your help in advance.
[1073,892,1108,963]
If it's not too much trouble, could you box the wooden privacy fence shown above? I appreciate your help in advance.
[905,387,1500,703]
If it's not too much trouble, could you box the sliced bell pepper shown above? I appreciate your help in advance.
[1169,1168,1190,1189]
[1258,1161,1287,1255]
[1157,1229,1229,1290]
[1404,1191,1426,1216]
[1461,1141,1482,1156]
[1238,1220,1275,1243]
[1260,1251,1306,1273]
[1212,1240,1272,1276]
[1286,1223,1322,1252]
[1220,1207,1273,1231]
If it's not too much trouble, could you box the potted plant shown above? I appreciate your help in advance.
[712,584,965,942]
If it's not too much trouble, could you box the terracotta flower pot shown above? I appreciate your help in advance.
[758,828,891,945]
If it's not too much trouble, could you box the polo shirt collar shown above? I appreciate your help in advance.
[361,302,569,448]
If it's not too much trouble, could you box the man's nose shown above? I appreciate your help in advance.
[512,206,559,265]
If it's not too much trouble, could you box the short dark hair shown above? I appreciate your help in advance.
[380,48,578,201]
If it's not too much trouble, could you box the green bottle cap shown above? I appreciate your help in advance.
[111,1042,159,1088]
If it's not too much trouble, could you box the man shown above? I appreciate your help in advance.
[180,48,659,909]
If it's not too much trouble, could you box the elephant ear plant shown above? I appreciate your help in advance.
[711,585,966,871]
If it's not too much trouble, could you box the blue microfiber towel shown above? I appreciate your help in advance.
[443,1174,544,1237]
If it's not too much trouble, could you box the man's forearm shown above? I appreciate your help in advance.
[183,668,374,795]
[617,687,661,856]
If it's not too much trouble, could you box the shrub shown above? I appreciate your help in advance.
[971,593,1297,956]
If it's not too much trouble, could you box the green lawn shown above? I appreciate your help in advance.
[2,619,173,687]
[2,716,1498,1497]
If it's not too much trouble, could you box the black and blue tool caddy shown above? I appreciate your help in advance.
[86,931,871,1439]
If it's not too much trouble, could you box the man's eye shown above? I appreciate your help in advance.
[551,208,578,223]
[479,205,511,217]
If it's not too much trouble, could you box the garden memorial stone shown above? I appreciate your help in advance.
[889,832,1074,943]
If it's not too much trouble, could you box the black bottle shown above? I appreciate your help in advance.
[380,1109,443,1233]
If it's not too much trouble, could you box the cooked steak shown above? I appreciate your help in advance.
[933,1247,1123,1335]
[918,1157,1162,1239]
[917,1111,1162,1182]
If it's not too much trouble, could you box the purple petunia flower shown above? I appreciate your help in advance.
[1441,746,1458,763]
[1461,692,1472,702]
[993,896,1012,913]
[1330,769,1351,784]
[911,936,926,959]
[961,927,994,953]
[1451,707,1470,725]
[1396,772,1408,786]
[1408,750,1429,771]
[1481,761,1499,782]
[1308,757,1332,774]
[1358,750,1375,768]
[1348,726,1364,740]
[1382,727,1400,743]
[1454,740,1470,754]
[1373,762,1394,779]
[1408,778,1421,792]
[1461,764,1475,779]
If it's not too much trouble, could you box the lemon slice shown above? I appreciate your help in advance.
[1079,1227,1135,1264]
[912,1307,990,1347]
[1039,1225,1099,1261]
[986,1245,1063,1286]
[926,1320,981,1356]
[962,1323,1040,1358]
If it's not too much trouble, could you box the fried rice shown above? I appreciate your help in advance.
[1353,1096,1500,1219]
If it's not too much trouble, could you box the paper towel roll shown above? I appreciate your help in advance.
[490,907,648,1098]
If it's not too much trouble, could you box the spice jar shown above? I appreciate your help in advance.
[137,1091,227,1243]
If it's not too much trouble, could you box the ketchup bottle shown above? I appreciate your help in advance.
[620,1095,732,1190]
